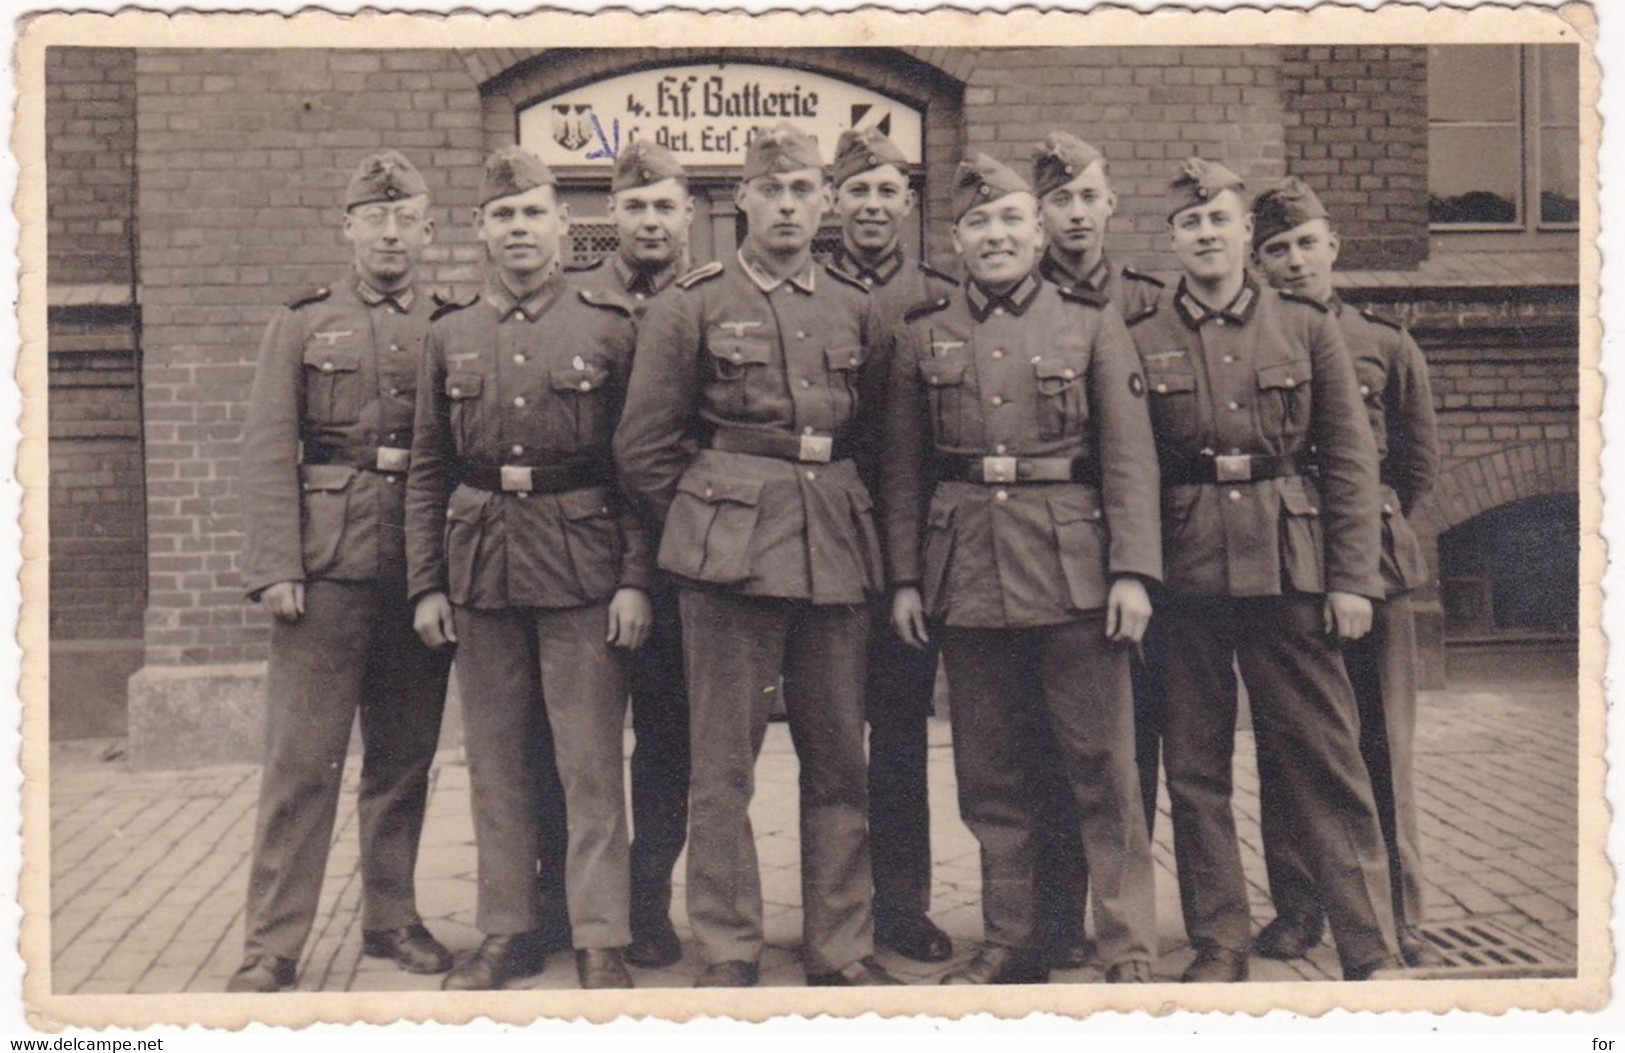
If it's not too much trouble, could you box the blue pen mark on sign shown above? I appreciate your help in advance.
[586,112,622,161]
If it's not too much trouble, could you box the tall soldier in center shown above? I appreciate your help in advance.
[616,123,901,989]
[406,146,652,991]
[884,154,1162,985]
[822,126,956,966]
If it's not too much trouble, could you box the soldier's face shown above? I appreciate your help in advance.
[735,168,830,256]
[834,165,914,253]
[343,195,433,288]
[609,178,694,268]
[953,192,1043,289]
[476,185,569,279]
[1040,163,1116,257]
[1254,218,1341,303]
[1169,189,1252,284]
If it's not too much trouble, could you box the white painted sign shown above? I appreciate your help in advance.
[518,64,924,172]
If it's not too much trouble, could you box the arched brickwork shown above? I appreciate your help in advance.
[460,48,966,264]
[1414,440,1581,538]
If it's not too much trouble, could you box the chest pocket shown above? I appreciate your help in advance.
[550,358,614,448]
[708,337,774,419]
[304,347,364,426]
[1256,358,1313,442]
[1144,369,1197,446]
[444,372,483,453]
[823,345,866,425]
[1035,352,1090,440]
[918,357,968,447]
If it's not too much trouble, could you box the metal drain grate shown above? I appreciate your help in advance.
[1398,917,1573,979]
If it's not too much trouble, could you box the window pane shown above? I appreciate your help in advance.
[1539,44,1579,126]
[1429,45,1520,123]
[1540,126,1579,224]
[1429,125,1522,224]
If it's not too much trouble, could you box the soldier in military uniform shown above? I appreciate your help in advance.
[406,146,651,991]
[232,151,453,993]
[564,140,696,971]
[615,123,900,989]
[1129,158,1402,982]
[884,154,1162,986]
[1028,131,1168,972]
[822,126,956,966]
[1249,177,1442,968]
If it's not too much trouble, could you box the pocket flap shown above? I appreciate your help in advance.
[824,345,866,372]
[1257,358,1312,391]
[445,372,483,399]
[299,463,356,493]
[304,348,361,373]
[709,337,774,367]
[919,358,967,387]
[558,485,615,521]
[927,499,955,529]
[1279,483,1321,517]
[677,473,764,506]
[1047,488,1104,525]
[551,360,612,393]
[1035,354,1089,382]
[1146,370,1196,395]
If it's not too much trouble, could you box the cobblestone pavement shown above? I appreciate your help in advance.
[48,654,1578,994]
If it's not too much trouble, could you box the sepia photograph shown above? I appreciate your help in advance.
[15,1,1601,1030]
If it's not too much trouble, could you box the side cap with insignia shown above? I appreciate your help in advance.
[674,259,725,290]
[285,285,332,311]
[1167,157,1246,220]
[345,150,428,210]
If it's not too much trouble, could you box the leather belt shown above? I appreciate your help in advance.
[460,460,613,494]
[1162,452,1298,486]
[303,442,412,474]
[939,455,1099,486]
[709,427,849,464]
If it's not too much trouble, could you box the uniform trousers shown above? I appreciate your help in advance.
[453,601,631,949]
[680,588,875,973]
[1151,594,1400,975]
[940,616,1155,965]
[243,579,450,961]
[627,578,691,936]
[1259,592,1427,931]
[864,620,937,923]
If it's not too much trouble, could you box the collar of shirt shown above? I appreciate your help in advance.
[831,241,905,287]
[354,273,415,313]
[966,270,1042,322]
[737,246,817,296]
[1039,248,1110,295]
[613,253,683,298]
[1174,275,1260,330]
[483,266,562,322]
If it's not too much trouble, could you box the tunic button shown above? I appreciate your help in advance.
[805,470,818,481]
[513,396,526,407]
[994,489,1009,502]
[704,486,714,498]
[1360,384,1372,396]
[1031,356,1042,365]
[635,292,646,301]
[389,387,400,396]
[804,426,816,435]
[1383,503,1395,515]
[321,361,334,372]
[1155,383,1168,394]
[1228,490,1242,502]
[994,307,1005,316]
[449,387,462,397]
[1062,368,1076,380]
[1283,377,1296,388]
[863,277,874,286]
[849,355,858,366]
[991,349,1004,360]
[511,445,524,456]
[390,344,401,352]
[930,377,940,386]
[733,351,743,361]
[991,395,1004,407]
[1228,401,1241,411]
[386,476,398,485]
[579,380,592,392]
[801,379,812,388]
[1222,355,1235,364]
[994,444,1007,455]
[514,354,526,364]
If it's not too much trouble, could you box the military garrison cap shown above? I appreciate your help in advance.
[479,146,556,207]
[741,123,823,180]
[344,150,429,210]
[953,153,1032,222]
[831,127,910,187]
[1031,133,1106,198]
[1250,176,1331,249]
[611,139,688,194]
[1166,157,1246,220]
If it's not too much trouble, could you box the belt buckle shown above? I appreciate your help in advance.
[500,465,534,493]
[375,446,410,473]
[798,434,833,463]
[1214,454,1253,483]
[981,456,1018,484]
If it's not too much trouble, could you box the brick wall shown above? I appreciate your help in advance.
[134,49,485,666]
[1280,45,1429,271]
[47,47,137,286]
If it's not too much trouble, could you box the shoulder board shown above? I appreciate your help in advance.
[904,296,952,324]
[1058,286,1108,310]
[576,287,633,316]
[1358,306,1405,332]
[918,259,956,284]
[823,263,871,293]
[427,285,457,308]
[1124,302,1158,328]
[430,293,479,322]
[565,257,606,274]
[284,285,331,311]
[674,260,725,290]
[1278,290,1330,314]
[1122,266,1165,288]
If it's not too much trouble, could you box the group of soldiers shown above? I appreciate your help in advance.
[229,117,1439,992]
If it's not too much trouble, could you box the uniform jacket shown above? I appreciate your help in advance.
[613,250,884,605]
[405,274,651,610]
[881,272,1163,628]
[1333,297,1440,594]
[240,272,436,600]
[567,252,685,322]
[1037,248,1164,325]
[1128,278,1383,600]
